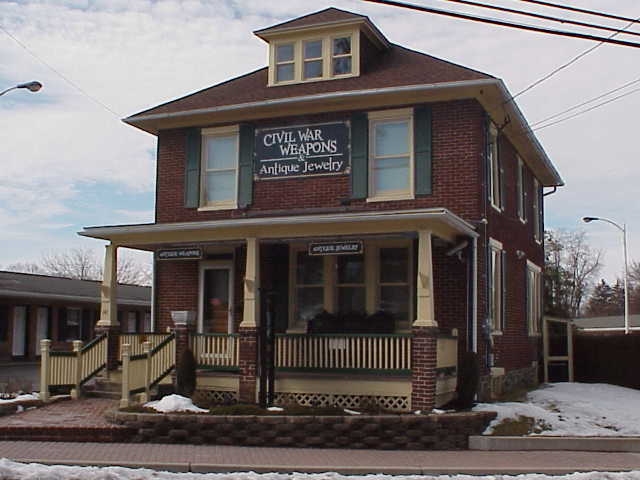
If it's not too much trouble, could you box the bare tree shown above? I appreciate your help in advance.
[6,248,152,286]
[545,230,601,318]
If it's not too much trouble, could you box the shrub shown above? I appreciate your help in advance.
[176,348,197,397]
[456,351,480,409]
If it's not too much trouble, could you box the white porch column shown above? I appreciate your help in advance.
[240,237,260,328]
[414,229,437,327]
[97,243,119,327]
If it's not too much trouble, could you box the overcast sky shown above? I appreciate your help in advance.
[1,0,638,282]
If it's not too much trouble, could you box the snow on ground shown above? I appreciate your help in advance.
[144,394,208,413]
[0,393,39,404]
[474,383,640,436]
[0,460,638,480]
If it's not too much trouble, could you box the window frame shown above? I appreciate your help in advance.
[302,38,324,80]
[199,125,239,211]
[488,238,504,334]
[331,34,353,77]
[487,123,503,211]
[533,178,543,243]
[268,30,359,86]
[367,108,414,202]
[526,261,543,336]
[517,156,527,223]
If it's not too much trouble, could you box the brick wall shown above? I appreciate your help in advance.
[155,261,199,332]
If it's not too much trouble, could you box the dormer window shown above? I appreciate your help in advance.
[268,31,359,86]
[332,36,352,75]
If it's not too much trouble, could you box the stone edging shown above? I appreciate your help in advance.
[107,410,496,450]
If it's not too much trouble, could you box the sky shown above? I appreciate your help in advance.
[1,0,638,282]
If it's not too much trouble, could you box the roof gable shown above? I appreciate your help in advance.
[254,8,369,37]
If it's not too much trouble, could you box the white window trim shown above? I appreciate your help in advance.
[526,260,543,337]
[367,108,414,203]
[302,38,324,80]
[517,156,527,223]
[488,123,503,212]
[198,260,235,334]
[488,238,503,335]
[533,178,542,244]
[199,125,239,211]
[268,29,360,86]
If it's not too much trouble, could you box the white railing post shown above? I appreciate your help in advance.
[71,340,83,399]
[39,339,51,402]
[120,343,131,408]
[143,341,152,403]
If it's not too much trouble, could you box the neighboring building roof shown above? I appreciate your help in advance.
[0,271,151,307]
[573,314,640,331]
[128,44,491,119]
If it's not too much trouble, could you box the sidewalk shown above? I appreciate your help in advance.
[0,441,639,474]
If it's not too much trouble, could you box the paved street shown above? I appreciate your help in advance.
[0,441,639,474]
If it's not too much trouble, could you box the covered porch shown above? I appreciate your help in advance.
[81,208,478,411]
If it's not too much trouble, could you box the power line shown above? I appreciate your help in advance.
[361,0,640,48]
[532,86,640,131]
[519,0,640,24]
[0,24,122,119]
[530,76,640,127]
[442,0,640,38]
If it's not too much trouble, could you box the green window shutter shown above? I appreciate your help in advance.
[414,105,432,196]
[238,124,255,208]
[350,112,368,200]
[184,128,201,208]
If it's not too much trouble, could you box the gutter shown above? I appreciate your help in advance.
[0,290,150,307]
[80,208,479,240]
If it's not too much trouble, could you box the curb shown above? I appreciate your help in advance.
[469,435,640,452]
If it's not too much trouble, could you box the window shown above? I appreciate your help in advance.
[200,126,238,209]
[488,239,504,333]
[332,36,352,76]
[143,312,152,332]
[337,254,366,313]
[269,31,358,85]
[517,156,527,222]
[126,311,138,333]
[526,261,542,335]
[378,247,410,330]
[275,43,295,82]
[294,251,325,323]
[0,306,8,342]
[487,123,503,210]
[63,307,81,341]
[533,178,543,242]
[368,109,413,200]
[303,40,323,80]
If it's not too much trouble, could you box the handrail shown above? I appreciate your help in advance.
[276,333,412,338]
[150,333,175,355]
[82,332,107,352]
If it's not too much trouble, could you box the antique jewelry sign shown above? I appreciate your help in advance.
[255,122,349,179]
[156,248,203,260]
[308,241,363,256]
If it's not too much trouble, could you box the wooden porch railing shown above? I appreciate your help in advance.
[275,333,412,372]
[191,333,240,370]
[120,333,176,408]
[40,334,108,401]
[119,333,171,358]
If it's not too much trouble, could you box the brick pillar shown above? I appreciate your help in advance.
[238,327,258,403]
[95,324,121,371]
[411,326,438,411]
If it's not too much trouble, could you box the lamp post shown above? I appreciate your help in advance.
[582,216,630,334]
[0,81,43,97]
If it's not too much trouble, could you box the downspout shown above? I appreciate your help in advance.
[472,236,478,353]
[151,257,157,332]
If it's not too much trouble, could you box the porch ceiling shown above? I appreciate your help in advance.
[79,208,477,249]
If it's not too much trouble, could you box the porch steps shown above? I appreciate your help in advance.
[82,377,122,400]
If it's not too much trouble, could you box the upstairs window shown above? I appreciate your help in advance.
[332,36,352,76]
[517,156,527,222]
[276,43,295,83]
[200,126,239,210]
[303,40,323,80]
[533,178,543,242]
[487,123,503,210]
[368,108,413,201]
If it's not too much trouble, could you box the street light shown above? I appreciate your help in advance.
[582,216,630,334]
[0,81,43,97]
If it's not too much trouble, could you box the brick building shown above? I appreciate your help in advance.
[81,8,562,409]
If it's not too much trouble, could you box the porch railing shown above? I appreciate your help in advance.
[40,334,108,401]
[119,333,171,359]
[191,333,240,370]
[275,333,412,372]
[120,333,176,408]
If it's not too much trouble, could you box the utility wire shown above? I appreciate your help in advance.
[530,76,640,127]
[532,86,640,131]
[443,0,640,38]
[519,0,640,24]
[0,24,122,119]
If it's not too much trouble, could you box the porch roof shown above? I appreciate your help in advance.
[79,208,478,249]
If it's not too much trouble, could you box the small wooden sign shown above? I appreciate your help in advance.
[156,248,203,261]
[308,241,363,256]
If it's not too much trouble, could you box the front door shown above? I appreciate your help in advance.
[12,306,27,357]
[199,262,234,334]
